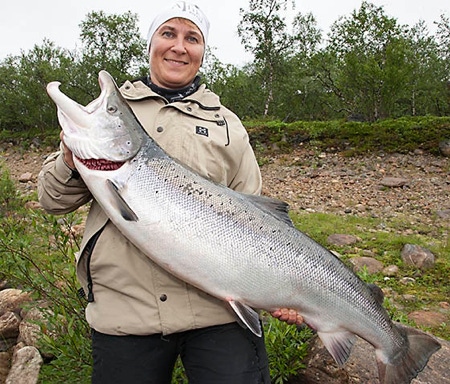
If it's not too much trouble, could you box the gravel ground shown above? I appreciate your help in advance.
[260,147,450,226]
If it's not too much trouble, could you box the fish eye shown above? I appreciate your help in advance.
[107,105,117,113]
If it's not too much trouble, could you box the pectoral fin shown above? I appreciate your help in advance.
[228,300,262,337]
[106,179,139,222]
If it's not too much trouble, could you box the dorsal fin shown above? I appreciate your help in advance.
[246,194,294,227]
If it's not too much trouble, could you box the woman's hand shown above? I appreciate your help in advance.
[60,131,76,170]
[271,308,304,325]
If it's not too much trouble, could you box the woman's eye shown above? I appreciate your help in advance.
[187,36,199,43]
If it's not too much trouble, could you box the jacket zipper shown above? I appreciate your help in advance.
[78,225,106,302]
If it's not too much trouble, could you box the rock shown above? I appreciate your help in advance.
[17,320,41,349]
[0,312,21,339]
[382,265,399,277]
[295,332,450,384]
[439,139,450,157]
[17,306,59,361]
[379,177,408,187]
[24,201,41,210]
[68,223,85,238]
[0,351,12,383]
[0,337,17,353]
[17,307,46,347]
[437,209,450,219]
[0,280,9,290]
[0,289,32,313]
[5,346,42,384]
[402,294,417,302]
[293,335,350,383]
[18,172,33,183]
[31,138,42,148]
[408,311,447,328]
[400,277,416,285]
[412,337,450,384]
[349,257,384,274]
[401,244,435,269]
[327,234,360,246]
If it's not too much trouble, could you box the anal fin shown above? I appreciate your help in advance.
[317,330,357,366]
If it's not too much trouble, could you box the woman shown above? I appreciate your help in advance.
[38,2,302,383]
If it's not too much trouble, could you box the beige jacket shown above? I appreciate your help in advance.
[38,79,262,336]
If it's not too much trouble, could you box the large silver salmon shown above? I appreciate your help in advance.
[47,71,440,384]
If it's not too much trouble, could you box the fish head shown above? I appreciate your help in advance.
[46,70,144,171]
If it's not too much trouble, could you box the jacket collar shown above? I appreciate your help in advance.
[120,77,220,110]
[145,75,201,103]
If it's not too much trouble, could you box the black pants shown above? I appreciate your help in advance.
[91,322,271,384]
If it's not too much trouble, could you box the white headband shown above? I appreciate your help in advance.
[146,1,210,52]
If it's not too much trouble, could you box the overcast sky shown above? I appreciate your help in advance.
[0,0,448,65]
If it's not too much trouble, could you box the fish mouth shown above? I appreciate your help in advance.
[76,157,124,171]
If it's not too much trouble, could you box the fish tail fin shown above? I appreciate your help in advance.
[376,324,441,384]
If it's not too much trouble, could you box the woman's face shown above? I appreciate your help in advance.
[149,18,204,89]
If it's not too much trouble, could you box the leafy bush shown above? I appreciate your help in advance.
[0,163,18,217]
[0,173,92,383]
[264,316,312,384]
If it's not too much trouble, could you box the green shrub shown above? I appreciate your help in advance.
[0,170,91,383]
[0,163,18,217]
[264,316,312,384]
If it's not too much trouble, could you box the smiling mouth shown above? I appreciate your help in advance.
[77,157,124,171]
[165,58,188,65]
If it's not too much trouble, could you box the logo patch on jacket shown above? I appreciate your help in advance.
[196,126,209,137]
